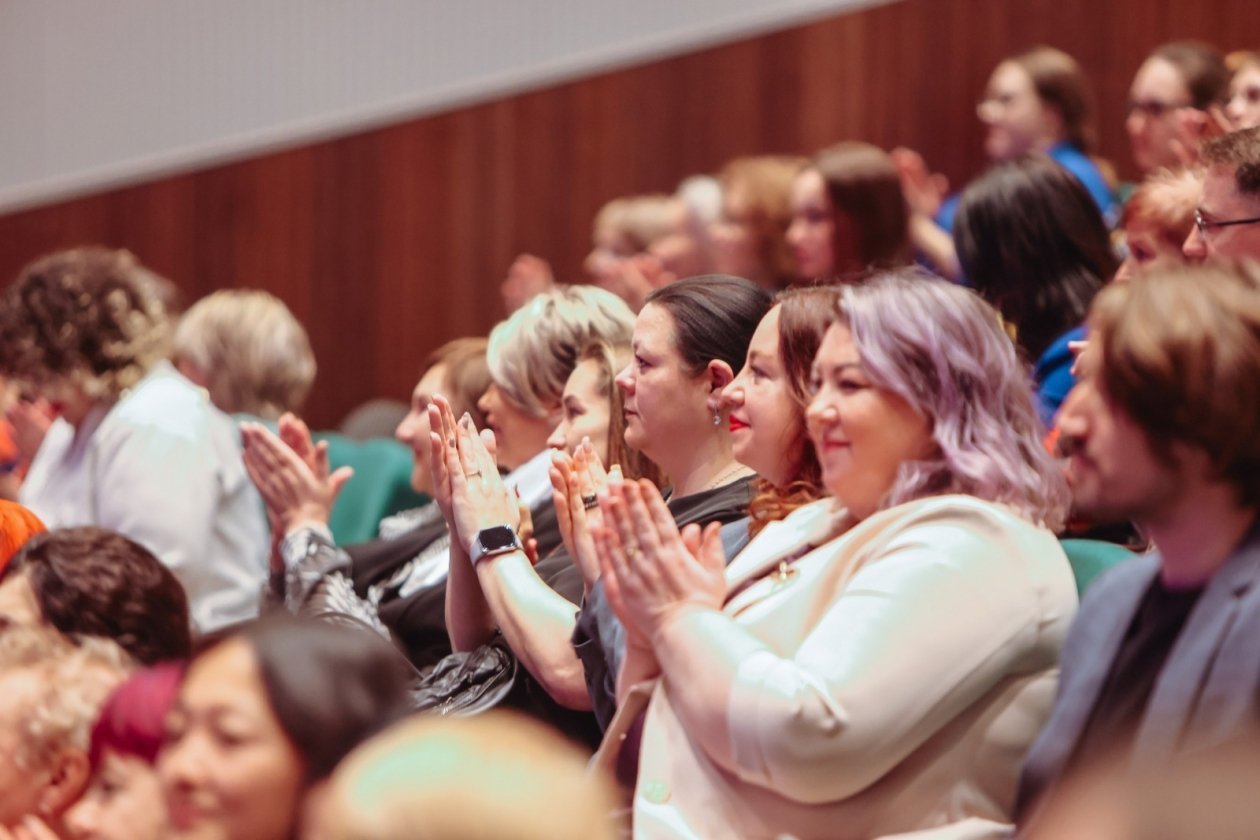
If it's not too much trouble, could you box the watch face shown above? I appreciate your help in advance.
[477,525,518,552]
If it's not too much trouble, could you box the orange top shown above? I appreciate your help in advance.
[0,499,46,574]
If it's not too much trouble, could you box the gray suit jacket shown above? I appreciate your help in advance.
[1017,517,1260,819]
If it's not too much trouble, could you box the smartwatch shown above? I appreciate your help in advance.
[469,525,524,566]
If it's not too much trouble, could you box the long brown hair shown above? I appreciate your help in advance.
[1012,46,1099,154]
[814,143,911,276]
[746,286,834,536]
[580,341,666,487]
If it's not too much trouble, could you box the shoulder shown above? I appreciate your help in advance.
[103,364,221,439]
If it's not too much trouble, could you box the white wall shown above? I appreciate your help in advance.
[0,0,895,213]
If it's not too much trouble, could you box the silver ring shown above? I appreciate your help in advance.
[581,493,598,510]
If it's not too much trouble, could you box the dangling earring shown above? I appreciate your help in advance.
[712,410,721,426]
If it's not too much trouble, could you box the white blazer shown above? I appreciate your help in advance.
[594,495,1077,840]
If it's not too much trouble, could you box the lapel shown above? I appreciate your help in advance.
[1134,518,1260,760]
[721,499,845,607]
[1054,558,1160,767]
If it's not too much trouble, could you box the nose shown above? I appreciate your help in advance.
[395,411,417,444]
[719,376,745,412]
[614,364,633,395]
[159,733,207,797]
[547,421,567,451]
[786,217,804,247]
[477,386,496,416]
[804,391,834,434]
[64,796,97,837]
[1183,224,1208,262]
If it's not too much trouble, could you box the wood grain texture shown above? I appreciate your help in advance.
[3,0,1257,427]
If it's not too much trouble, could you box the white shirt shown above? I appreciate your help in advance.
[21,363,269,634]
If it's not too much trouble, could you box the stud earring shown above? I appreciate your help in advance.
[712,411,721,426]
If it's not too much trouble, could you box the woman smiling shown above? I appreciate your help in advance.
[593,270,1076,839]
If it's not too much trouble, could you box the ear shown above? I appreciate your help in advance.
[704,360,735,416]
[40,747,90,818]
[705,360,735,394]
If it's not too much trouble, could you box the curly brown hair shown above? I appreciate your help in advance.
[0,247,172,401]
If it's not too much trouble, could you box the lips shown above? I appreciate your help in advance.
[728,416,750,433]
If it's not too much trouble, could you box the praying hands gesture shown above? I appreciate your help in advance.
[593,479,728,644]
[0,816,60,840]
[240,413,354,535]
[426,395,520,556]
[550,437,621,591]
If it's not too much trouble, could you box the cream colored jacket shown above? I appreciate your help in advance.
[594,495,1077,840]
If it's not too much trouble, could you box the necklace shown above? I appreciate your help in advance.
[701,462,753,493]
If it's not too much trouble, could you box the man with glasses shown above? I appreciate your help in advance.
[1184,127,1260,262]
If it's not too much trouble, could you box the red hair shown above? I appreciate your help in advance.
[88,662,184,770]
[0,500,45,574]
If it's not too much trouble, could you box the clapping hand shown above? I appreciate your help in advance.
[427,395,520,556]
[593,479,727,643]
[550,437,621,590]
[241,420,353,535]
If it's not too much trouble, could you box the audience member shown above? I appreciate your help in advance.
[0,528,191,664]
[545,341,665,489]
[1127,41,1230,173]
[1183,126,1260,261]
[0,627,131,838]
[897,47,1116,278]
[173,289,316,421]
[0,501,44,575]
[711,155,806,289]
[0,248,269,634]
[312,712,617,840]
[159,617,412,840]
[244,286,634,675]
[1018,261,1260,827]
[787,142,910,281]
[592,270,1074,838]
[1226,50,1260,130]
[954,154,1115,424]
[1114,167,1200,282]
[63,664,183,840]
[439,275,768,720]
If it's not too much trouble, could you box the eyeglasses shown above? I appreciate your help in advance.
[1195,209,1260,235]
[1125,99,1184,120]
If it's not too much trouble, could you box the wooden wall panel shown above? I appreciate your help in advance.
[2,0,1259,427]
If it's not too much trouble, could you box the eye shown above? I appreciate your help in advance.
[807,374,822,395]
[838,376,868,394]
[635,354,651,371]
[749,365,770,383]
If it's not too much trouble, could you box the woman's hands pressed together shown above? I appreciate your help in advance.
[241,413,354,536]
[550,437,620,590]
[593,479,727,644]
[427,394,520,556]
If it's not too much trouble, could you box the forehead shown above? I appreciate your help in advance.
[989,61,1033,92]
[748,305,782,356]
[633,303,677,349]
[791,169,827,205]
[1201,164,1260,212]
[815,322,858,365]
[182,638,266,711]
[0,669,41,723]
[412,363,448,398]
[1131,57,1189,101]
[564,358,605,399]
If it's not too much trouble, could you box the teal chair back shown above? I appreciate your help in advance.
[1060,538,1137,597]
[314,433,430,545]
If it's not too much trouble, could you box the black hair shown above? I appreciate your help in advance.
[644,274,773,375]
[954,154,1115,360]
[212,616,413,782]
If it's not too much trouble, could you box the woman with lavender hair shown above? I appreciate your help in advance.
[591,269,1077,839]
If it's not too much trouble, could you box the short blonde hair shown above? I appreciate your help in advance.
[173,289,316,419]
[486,286,634,416]
[0,627,132,770]
[0,248,171,400]
[318,712,616,840]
